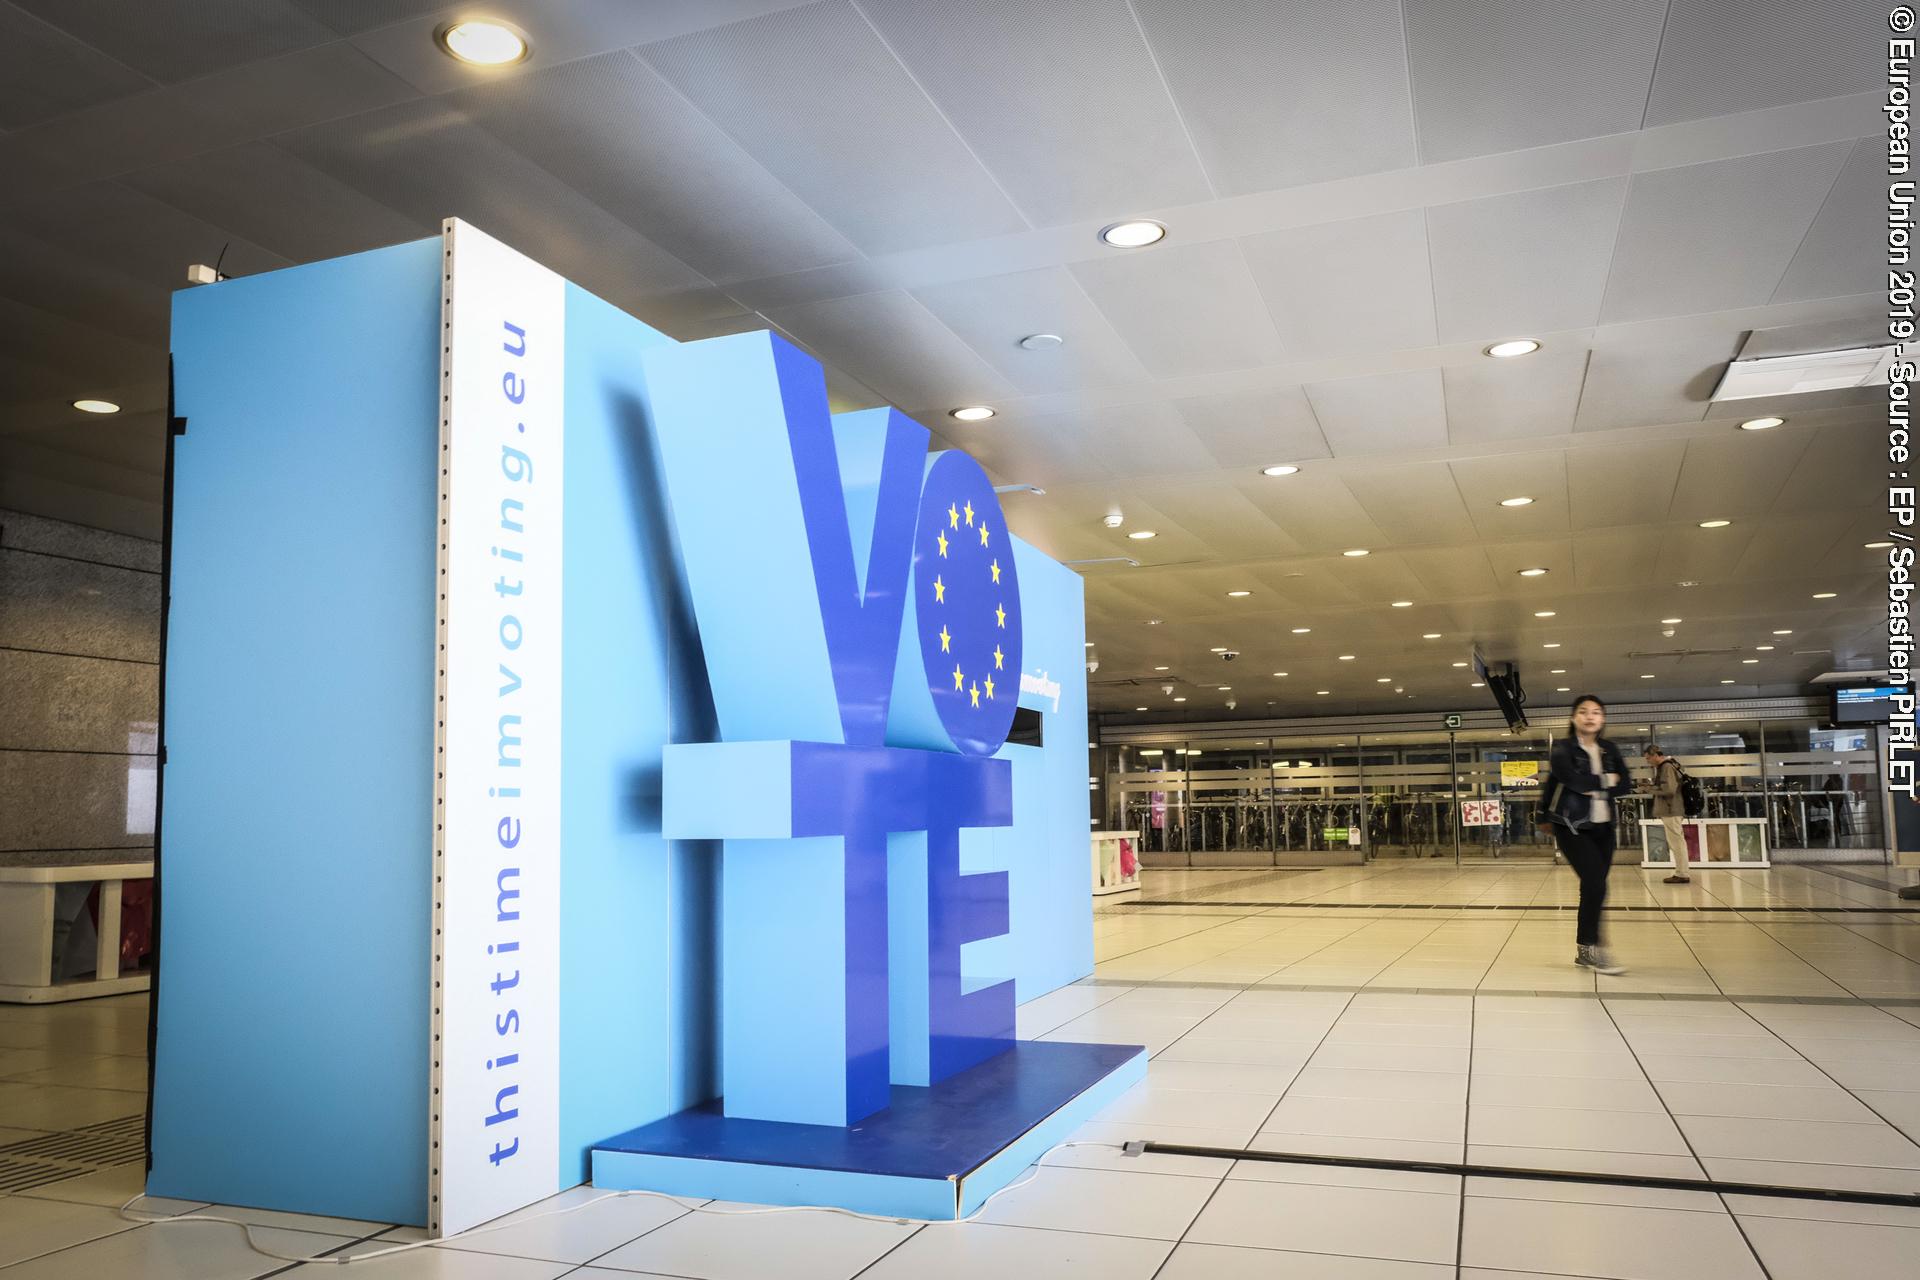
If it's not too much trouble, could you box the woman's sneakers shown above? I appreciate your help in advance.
[1575,944,1627,975]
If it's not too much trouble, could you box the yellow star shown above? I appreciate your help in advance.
[952,663,964,691]
[984,675,995,701]
[989,558,1001,584]
[995,602,1006,628]
[969,681,980,708]
[963,499,975,527]
[933,575,945,604]
[936,529,949,558]
[939,625,951,653]
[993,644,1004,670]
[949,503,959,529]
[979,522,990,547]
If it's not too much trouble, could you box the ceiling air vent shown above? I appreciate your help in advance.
[1710,345,1897,400]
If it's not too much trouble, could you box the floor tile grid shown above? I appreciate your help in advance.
[1590,994,1784,1280]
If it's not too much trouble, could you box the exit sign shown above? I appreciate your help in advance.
[1444,714,1463,730]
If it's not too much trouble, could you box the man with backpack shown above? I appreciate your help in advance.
[1643,744,1692,884]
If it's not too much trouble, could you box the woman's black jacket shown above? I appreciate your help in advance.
[1541,735,1633,830]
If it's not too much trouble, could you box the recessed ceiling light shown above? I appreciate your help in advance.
[1343,548,1370,557]
[1471,681,1485,687]
[1556,686,1571,692]
[1227,590,1252,597]
[1698,519,1731,529]
[1499,496,1535,507]
[1756,645,1774,651]
[1391,600,1413,608]
[1376,677,1392,683]
[1154,665,1170,671]
[1134,706,1148,711]
[1867,541,1896,549]
[1743,658,1759,664]
[1550,668,1566,674]
[436,19,530,65]
[1262,464,1300,477]
[1423,633,1442,639]
[1099,219,1166,248]
[1217,686,1231,691]
[1773,629,1793,635]
[1542,642,1560,648]
[949,405,995,421]
[1739,416,1784,431]
[1337,654,1356,661]
[71,399,120,414]
[1721,680,1735,685]
[1127,529,1157,540]
[1452,662,1468,668]
[1394,686,1404,693]
[1291,627,1311,634]
[1272,671,1288,677]
[1641,674,1655,679]
[1173,696,1187,702]
[1018,333,1063,350]
[1812,592,1836,599]
[1315,690,1330,695]
[1519,567,1549,577]
[1534,610,1556,618]
[1485,339,1541,358]
[1210,647,1230,653]
[1661,618,1683,625]
[1677,580,1698,587]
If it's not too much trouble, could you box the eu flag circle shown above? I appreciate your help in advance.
[911,451,1022,757]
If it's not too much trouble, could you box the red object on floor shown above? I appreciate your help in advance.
[1118,838,1136,879]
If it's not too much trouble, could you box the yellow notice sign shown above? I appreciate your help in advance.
[1501,760,1542,785]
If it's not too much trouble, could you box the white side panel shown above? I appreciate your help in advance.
[432,218,565,1237]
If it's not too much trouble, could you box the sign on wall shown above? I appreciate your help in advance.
[1460,799,1503,827]
[432,219,567,1236]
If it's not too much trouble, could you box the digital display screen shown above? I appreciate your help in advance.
[1832,685,1903,724]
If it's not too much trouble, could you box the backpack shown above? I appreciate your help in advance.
[1669,760,1705,818]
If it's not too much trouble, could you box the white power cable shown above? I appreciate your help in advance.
[117,1139,1121,1266]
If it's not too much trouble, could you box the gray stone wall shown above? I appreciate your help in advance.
[0,509,159,868]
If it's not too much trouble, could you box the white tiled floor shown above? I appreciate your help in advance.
[4,864,1920,1278]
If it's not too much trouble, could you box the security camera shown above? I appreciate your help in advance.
[1086,658,1099,674]
[1102,512,1124,529]
[1662,628,1676,638]
[1161,683,1175,696]
[1219,650,1238,662]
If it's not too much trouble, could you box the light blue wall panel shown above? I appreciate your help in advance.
[152,239,442,1224]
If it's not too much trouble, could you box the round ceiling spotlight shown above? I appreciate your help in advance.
[1099,219,1167,248]
[436,19,530,65]
[1291,627,1311,634]
[1422,632,1442,639]
[1227,590,1252,598]
[1391,600,1413,608]
[1534,610,1556,618]
[1661,617,1682,625]
[1499,496,1534,507]
[1261,464,1300,477]
[71,399,120,414]
[949,405,995,422]
[1018,333,1063,351]
[1698,519,1731,529]
[1867,541,1896,549]
[1739,416,1784,431]
[1127,529,1157,540]
[1484,339,1541,358]
[1812,591,1836,599]
[1518,567,1549,577]
[1342,548,1370,558]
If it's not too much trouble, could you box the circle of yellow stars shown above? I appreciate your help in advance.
[932,496,1008,710]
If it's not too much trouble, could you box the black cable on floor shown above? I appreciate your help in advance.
[1132,1142,1920,1209]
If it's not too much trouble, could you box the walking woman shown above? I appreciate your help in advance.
[1542,695,1633,974]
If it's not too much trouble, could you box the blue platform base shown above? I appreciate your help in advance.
[590,1041,1146,1219]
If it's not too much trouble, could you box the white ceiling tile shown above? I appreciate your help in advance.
[1169,386,1331,470]
[1069,239,1285,377]
[13,0,332,82]
[1403,0,1668,163]
[1398,546,1501,599]
[857,0,1210,226]
[1305,368,1448,457]
[1345,461,1478,546]
[1240,210,1436,359]
[0,2,152,128]
[1666,430,1814,522]
[1768,420,1883,516]
[1599,143,1854,323]
[1773,138,1883,304]
[1573,527,1665,592]
[1426,178,1626,344]
[1443,349,1588,443]
[1655,523,1759,583]
[1644,0,1886,127]
[453,52,860,283]
[1567,438,1687,528]
[638,0,1028,254]
[1573,331,1737,432]
[909,267,1150,395]
[1233,473,1387,554]
[1447,453,1571,538]
[1131,0,1416,196]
